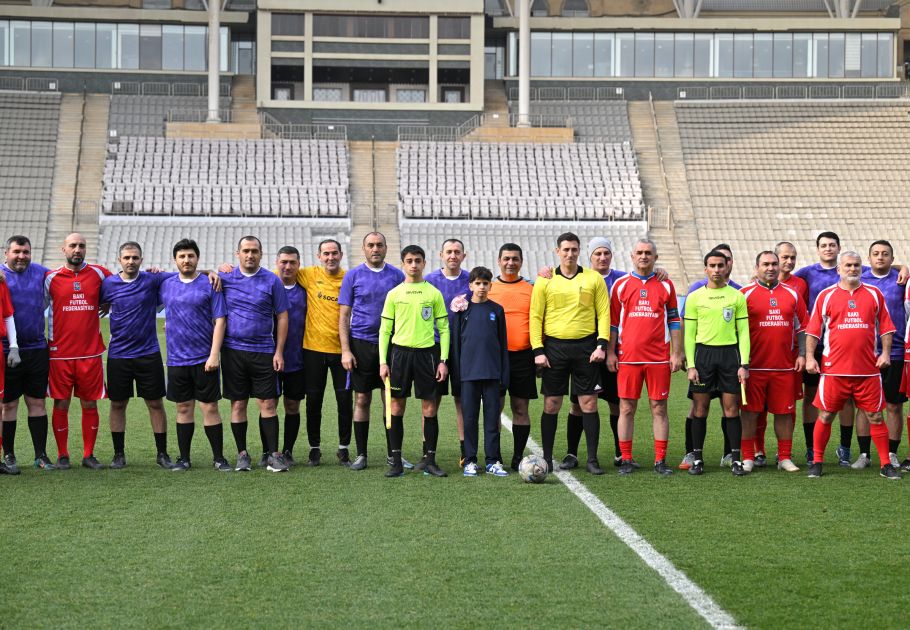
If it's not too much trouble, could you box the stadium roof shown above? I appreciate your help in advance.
[701,0,897,10]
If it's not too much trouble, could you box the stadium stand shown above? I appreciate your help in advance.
[675,100,910,282]
[97,216,351,271]
[397,141,643,221]
[108,95,232,138]
[102,137,350,218]
[509,99,633,143]
[0,91,61,258]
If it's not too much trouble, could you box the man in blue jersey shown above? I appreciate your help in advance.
[219,236,289,473]
[101,242,176,469]
[1,235,53,471]
[339,232,406,471]
[425,238,471,467]
[159,239,231,472]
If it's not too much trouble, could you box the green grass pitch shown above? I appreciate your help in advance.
[2,321,909,628]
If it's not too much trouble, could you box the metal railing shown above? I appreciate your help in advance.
[677,83,910,101]
[508,86,626,101]
[112,81,231,97]
[260,112,348,140]
[167,109,234,123]
[398,112,572,142]
[0,76,60,91]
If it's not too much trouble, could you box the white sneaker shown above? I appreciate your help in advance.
[742,459,754,473]
[889,452,900,468]
[777,458,800,472]
[720,453,733,468]
[485,461,510,477]
[851,453,871,469]
[463,462,478,477]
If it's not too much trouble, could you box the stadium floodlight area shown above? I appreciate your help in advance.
[676,100,910,282]
[97,216,351,271]
[397,141,643,222]
[102,137,350,218]
[399,218,648,277]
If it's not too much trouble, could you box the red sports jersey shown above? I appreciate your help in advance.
[807,283,895,377]
[780,274,809,309]
[45,264,111,360]
[740,282,808,371]
[0,282,13,337]
[610,274,680,363]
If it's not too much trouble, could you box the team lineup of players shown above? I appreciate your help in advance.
[0,228,907,479]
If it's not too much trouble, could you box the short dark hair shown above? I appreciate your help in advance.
[440,238,465,252]
[401,244,425,261]
[556,232,580,248]
[754,250,778,266]
[277,245,300,259]
[173,238,199,259]
[237,235,262,251]
[318,239,342,254]
[362,232,386,245]
[468,266,493,283]
[119,241,142,256]
[498,243,523,260]
[816,231,840,247]
[713,243,732,254]
[704,250,729,266]
[869,239,893,255]
[6,235,30,249]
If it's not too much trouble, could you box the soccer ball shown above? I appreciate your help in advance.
[518,454,548,484]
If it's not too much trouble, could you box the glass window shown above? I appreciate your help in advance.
[562,0,589,16]
[11,21,29,67]
[438,17,470,40]
[813,33,828,78]
[551,33,572,77]
[273,14,305,37]
[508,31,517,77]
[617,33,634,77]
[674,33,693,77]
[0,21,7,66]
[74,23,94,68]
[314,87,343,102]
[877,33,893,78]
[860,32,877,78]
[793,33,811,78]
[773,33,792,78]
[162,25,183,70]
[572,32,593,77]
[396,88,426,103]
[715,33,733,78]
[828,32,845,77]
[31,22,52,67]
[593,33,612,77]
[733,32,752,78]
[693,33,711,77]
[220,26,228,72]
[96,23,116,69]
[531,0,548,16]
[844,32,861,77]
[53,22,74,68]
[139,23,161,70]
[634,33,654,77]
[753,33,772,78]
[655,33,673,77]
[530,32,550,77]
[184,25,205,71]
[118,24,139,69]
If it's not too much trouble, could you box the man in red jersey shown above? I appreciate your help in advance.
[805,251,898,479]
[44,233,112,470]
[607,238,682,476]
[0,279,18,474]
[740,251,808,473]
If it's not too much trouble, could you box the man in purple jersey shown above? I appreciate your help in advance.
[424,238,471,467]
[339,232,406,471]
[218,235,289,473]
[101,242,176,469]
[159,239,231,472]
[1,235,53,471]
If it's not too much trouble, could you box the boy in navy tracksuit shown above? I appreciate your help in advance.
[451,267,510,477]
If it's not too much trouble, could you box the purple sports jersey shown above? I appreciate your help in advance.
[282,282,307,372]
[219,267,289,353]
[861,267,905,359]
[604,268,626,294]
[101,271,173,359]
[3,262,49,351]
[794,263,839,312]
[338,263,404,344]
[425,268,470,341]
[159,274,227,366]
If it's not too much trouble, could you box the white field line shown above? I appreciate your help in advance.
[501,413,741,630]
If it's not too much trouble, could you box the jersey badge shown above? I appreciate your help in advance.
[770,298,777,307]
[640,289,648,298]
[489,312,496,321]
[74,281,81,291]
[848,300,856,309]
[421,306,432,321]
[723,306,733,322]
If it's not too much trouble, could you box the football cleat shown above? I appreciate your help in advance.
[0,461,18,475]
[560,454,579,470]
[171,458,191,471]
[307,447,321,467]
[618,460,635,476]
[235,450,252,472]
[81,455,104,470]
[900,458,910,473]
[266,453,289,473]
[350,454,368,471]
[413,455,428,472]
[424,461,448,477]
[336,448,351,467]
[3,454,19,474]
[835,445,851,468]
[754,452,767,468]
[807,463,823,478]
[880,464,901,480]
[777,459,800,473]
[889,452,900,469]
[688,459,704,476]
[34,455,56,471]
[586,459,605,475]
[720,453,733,468]
[401,457,415,470]
[282,450,295,467]
[731,460,747,476]
[653,460,673,476]
[678,452,695,470]
[156,453,175,470]
[213,457,232,472]
[110,453,127,470]
[56,456,71,470]
[851,453,871,470]
[385,461,404,477]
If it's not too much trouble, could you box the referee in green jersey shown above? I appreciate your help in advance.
[378,245,451,478]
[683,249,751,476]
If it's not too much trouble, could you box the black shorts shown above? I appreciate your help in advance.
[350,337,381,393]
[802,345,824,388]
[167,363,221,403]
[501,348,538,400]
[570,363,618,405]
[222,347,278,401]
[689,344,741,397]
[540,336,601,397]
[389,344,439,400]
[3,347,49,402]
[881,359,907,405]
[279,369,306,401]
[108,351,167,401]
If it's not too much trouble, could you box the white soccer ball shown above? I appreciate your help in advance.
[518,454,548,484]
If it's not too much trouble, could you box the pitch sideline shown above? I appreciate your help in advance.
[501,413,741,630]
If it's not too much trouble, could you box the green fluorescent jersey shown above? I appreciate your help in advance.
[379,281,450,363]
[683,284,750,365]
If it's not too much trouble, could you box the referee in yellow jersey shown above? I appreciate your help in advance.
[530,232,610,474]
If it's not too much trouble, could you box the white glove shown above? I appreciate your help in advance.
[7,347,21,368]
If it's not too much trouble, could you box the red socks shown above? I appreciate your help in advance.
[755,412,768,454]
[81,407,100,458]
[654,439,668,463]
[778,439,793,461]
[813,421,832,464]
[619,440,633,461]
[741,437,756,462]
[869,422,890,467]
[52,408,69,457]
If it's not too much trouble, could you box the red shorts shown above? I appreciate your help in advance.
[793,370,804,401]
[617,363,671,401]
[48,357,106,401]
[901,362,910,395]
[815,374,884,414]
[0,359,4,398]
[742,370,797,415]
